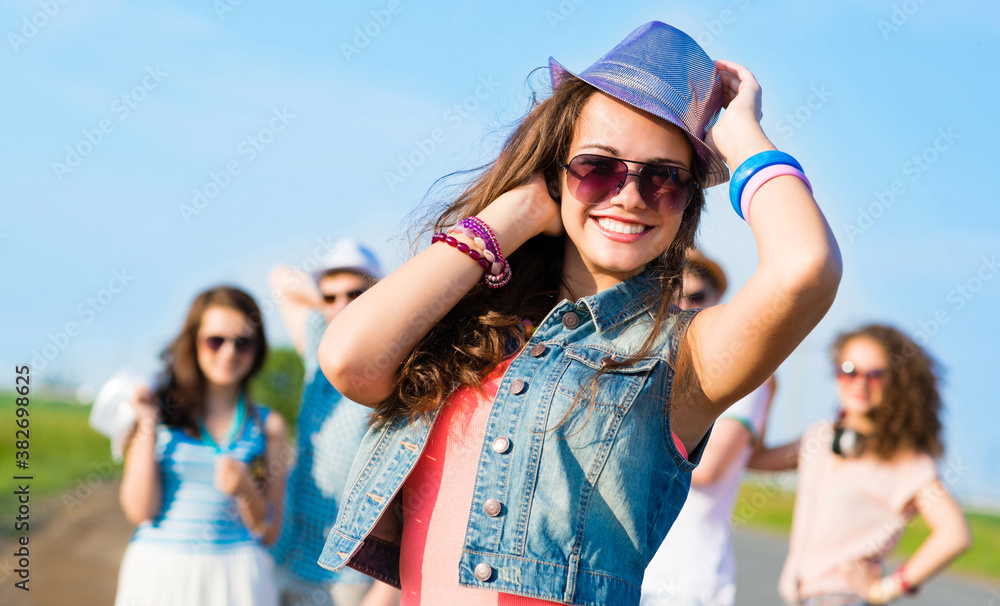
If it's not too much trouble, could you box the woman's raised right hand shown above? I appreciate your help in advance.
[479,174,563,255]
[128,386,160,423]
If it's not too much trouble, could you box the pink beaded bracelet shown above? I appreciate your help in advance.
[431,233,491,270]
[461,217,511,288]
[739,164,813,224]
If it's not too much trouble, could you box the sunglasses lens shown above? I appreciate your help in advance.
[640,165,693,216]
[566,155,627,205]
[235,337,256,353]
[204,336,225,351]
[565,155,695,214]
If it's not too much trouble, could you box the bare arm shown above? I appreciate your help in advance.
[215,412,288,541]
[746,438,800,472]
[260,411,289,546]
[672,61,842,450]
[118,388,162,525]
[269,264,324,355]
[892,480,971,593]
[690,418,752,485]
[849,479,972,604]
[320,177,561,405]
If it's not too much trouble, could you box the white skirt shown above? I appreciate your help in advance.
[114,541,278,606]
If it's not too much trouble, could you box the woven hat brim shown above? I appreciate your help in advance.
[550,57,730,188]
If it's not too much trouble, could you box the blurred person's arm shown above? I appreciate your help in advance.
[746,439,800,472]
[118,387,162,525]
[696,375,781,482]
[216,411,288,542]
[260,410,289,546]
[847,479,972,604]
[882,479,971,601]
[359,580,401,606]
[745,376,800,472]
[269,263,323,355]
[690,418,752,485]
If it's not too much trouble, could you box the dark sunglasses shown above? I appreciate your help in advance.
[201,335,256,353]
[560,154,699,215]
[321,289,366,305]
[836,364,886,386]
[682,290,707,306]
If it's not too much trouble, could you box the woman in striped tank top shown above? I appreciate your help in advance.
[114,285,288,606]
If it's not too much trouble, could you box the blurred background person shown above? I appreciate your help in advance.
[641,249,777,606]
[269,239,399,606]
[115,285,288,606]
[770,324,972,605]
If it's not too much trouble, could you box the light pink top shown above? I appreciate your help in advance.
[778,420,938,604]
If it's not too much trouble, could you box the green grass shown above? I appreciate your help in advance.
[736,478,1000,581]
[0,391,121,535]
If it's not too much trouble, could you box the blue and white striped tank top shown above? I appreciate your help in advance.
[131,398,270,553]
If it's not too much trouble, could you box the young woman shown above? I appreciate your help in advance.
[115,285,288,606]
[316,21,841,605]
[770,325,971,605]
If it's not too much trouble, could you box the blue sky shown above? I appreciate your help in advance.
[2,0,998,505]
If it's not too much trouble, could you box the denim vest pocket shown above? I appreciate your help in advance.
[560,345,659,413]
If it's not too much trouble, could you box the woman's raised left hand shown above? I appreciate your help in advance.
[704,59,775,169]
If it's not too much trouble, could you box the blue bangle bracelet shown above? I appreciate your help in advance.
[729,151,804,219]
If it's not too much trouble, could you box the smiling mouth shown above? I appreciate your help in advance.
[594,216,651,237]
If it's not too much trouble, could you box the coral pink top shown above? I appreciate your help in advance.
[398,357,558,605]
[398,355,689,605]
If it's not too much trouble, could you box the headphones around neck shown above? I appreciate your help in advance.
[831,425,863,458]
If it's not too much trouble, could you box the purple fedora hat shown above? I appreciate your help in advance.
[550,21,729,188]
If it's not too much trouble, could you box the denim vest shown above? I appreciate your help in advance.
[318,271,707,605]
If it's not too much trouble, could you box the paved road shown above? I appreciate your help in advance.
[1,481,997,605]
[734,526,1000,605]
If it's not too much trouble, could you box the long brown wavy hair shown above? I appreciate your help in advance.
[832,324,944,460]
[154,285,268,436]
[372,75,707,426]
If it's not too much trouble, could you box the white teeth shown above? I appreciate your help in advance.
[596,217,647,235]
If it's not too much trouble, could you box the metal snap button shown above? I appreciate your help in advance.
[483,498,502,517]
[492,436,511,453]
[509,379,526,394]
[474,562,493,581]
[530,343,546,357]
[562,311,580,329]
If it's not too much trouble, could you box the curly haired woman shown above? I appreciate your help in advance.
[760,324,972,605]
